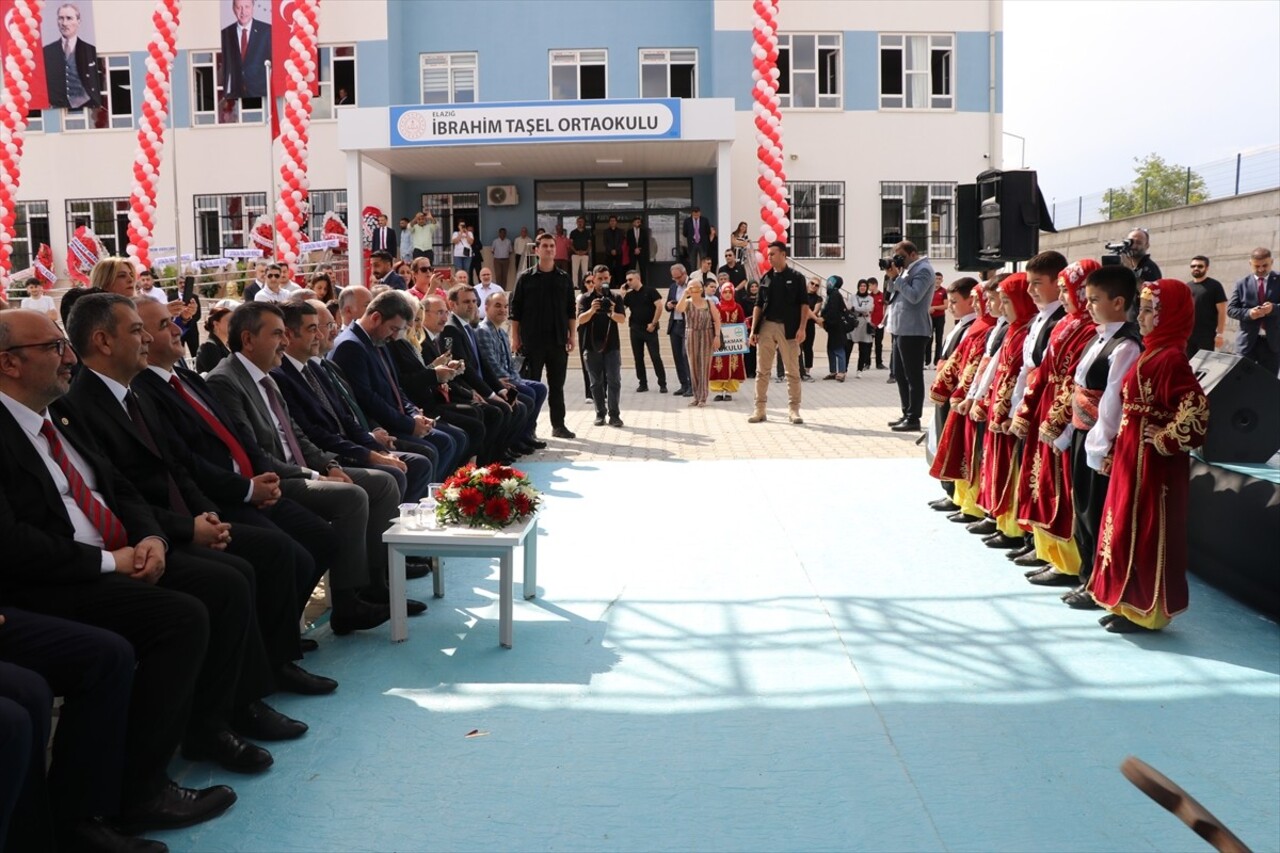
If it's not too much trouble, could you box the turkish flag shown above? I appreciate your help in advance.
[0,0,50,110]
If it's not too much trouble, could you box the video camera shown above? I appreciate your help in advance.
[1102,238,1136,267]
[878,253,907,271]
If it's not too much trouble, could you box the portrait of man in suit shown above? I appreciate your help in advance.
[42,3,101,109]
[219,0,272,99]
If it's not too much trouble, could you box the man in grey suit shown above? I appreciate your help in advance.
[884,240,935,432]
[1227,247,1280,374]
[206,302,408,635]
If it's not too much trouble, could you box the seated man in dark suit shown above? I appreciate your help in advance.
[328,290,465,473]
[67,295,335,707]
[0,607,166,852]
[205,303,422,626]
[476,289,548,452]
[0,308,237,834]
[439,284,533,462]
[273,300,433,501]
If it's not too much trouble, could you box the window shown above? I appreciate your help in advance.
[787,181,844,259]
[420,192,481,258]
[193,192,269,258]
[880,182,955,258]
[65,197,130,256]
[190,51,264,125]
[777,34,840,109]
[307,189,347,240]
[639,49,696,99]
[26,110,43,133]
[549,49,606,100]
[63,55,133,130]
[314,45,357,119]
[879,34,953,110]
[10,200,50,272]
[419,52,476,105]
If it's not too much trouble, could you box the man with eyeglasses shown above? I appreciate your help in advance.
[1185,255,1226,355]
[474,267,504,310]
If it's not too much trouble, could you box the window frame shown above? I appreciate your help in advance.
[306,189,348,242]
[879,181,956,259]
[638,48,698,99]
[776,33,842,110]
[878,33,954,111]
[65,197,130,257]
[62,54,134,131]
[419,51,478,106]
[786,181,845,260]
[189,50,265,126]
[192,191,270,259]
[10,200,50,273]
[548,49,608,101]
[313,44,358,121]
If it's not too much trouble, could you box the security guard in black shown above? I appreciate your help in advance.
[757,264,808,339]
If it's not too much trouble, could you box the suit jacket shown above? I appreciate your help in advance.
[64,369,218,546]
[219,18,272,98]
[602,226,624,263]
[42,39,101,108]
[272,357,379,467]
[391,338,452,414]
[0,396,163,590]
[371,226,397,256]
[438,314,499,398]
[475,318,520,383]
[376,271,407,291]
[206,354,335,476]
[328,322,419,435]
[624,226,649,262]
[682,217,711,254]
[1227,271,1280,355]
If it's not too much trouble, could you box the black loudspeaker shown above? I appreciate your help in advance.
[1190,351,1280,464]
[974,169,1056,264]
[954,183,1001,272]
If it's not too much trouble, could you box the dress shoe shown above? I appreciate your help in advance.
[658,386,668,394]
[593,416,605,426]
[1104,614,1151,633]
[299,637,319,653]
[929,497,960,511]
[528,439,548,449]
[608,417,624,427]
[983,533,1023,549]
[890,419,922,432]
[677,386,692,396]
[361,588,428,616]
[636,384,649,392]
[405,557,433,579]
[1098,613,1119,627]
[1063,588,1101,610]
[966,518,997,535]
[60,817,168,853]
[886,376,896,384]
[1013,552,1048,568]
[115,782,237,834]
[887,416,907,427]
[788,411,804,424]
[947,511,975,523]
[182,728,273,774]
[551,426,576,439]
[747,412,767,423]
[329,599,391,635]
[276,662,338,696]
[1006,542,1036,560]
[1026,568,1078,586]
[232,699,309,740]
[713,394,726,401]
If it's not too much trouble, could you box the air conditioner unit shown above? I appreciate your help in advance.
[487,185,519,207]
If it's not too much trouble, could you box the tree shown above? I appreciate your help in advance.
[1102,153,1209,219]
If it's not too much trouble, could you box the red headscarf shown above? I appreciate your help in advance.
[998,272,1036,327]
[1058,259,1100,317]
[719,282,737,304]
[1139,278,1195,353]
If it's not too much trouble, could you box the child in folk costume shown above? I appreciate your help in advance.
[955,283,1009,535]
[1090,280,1209,633]
[928,279,994,520]
[709,282,747,400]
[1010,260,1101,590]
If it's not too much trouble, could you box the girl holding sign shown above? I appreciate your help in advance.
[710,282,747,401]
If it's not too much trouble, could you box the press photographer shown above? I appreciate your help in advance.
[1104,227,1161,283]
[577,265,626,427]
[882,240,935,433]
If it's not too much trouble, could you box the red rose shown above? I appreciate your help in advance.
[457,487,483,516]
[484,496,511,522]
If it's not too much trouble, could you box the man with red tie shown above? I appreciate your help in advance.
[219,0,271,98]
[370,215,397,257]
[1227,247,1280,373]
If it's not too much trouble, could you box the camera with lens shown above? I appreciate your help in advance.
[1101,238,1135,267]
[596,285,613,313]
[878,253,907,271]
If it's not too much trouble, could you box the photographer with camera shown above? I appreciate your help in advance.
[577,265,626,427]
[882,240,935,432]
[1119,228,1161,282]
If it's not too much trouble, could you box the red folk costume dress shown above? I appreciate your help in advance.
[976,273,1036,536]
[1011,260,1100,573]
[709,284,747,393]
[929,283,995,486]
[1089,280,1209,630]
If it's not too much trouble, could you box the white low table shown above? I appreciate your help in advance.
[383,515,538,648]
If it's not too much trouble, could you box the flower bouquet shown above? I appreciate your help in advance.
[434,463,541,529]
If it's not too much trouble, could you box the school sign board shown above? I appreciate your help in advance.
[390,99,681,147]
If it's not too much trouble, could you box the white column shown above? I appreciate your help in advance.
[346,150,364,288]
[715,140,732,244]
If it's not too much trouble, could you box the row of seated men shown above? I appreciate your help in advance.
[0,283,546,852]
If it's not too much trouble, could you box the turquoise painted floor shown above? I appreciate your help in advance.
[157,459,1280,852]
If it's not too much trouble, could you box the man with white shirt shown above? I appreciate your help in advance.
[253,265,294,303]
[136,269,169,306]
[512,226,531,280]
[490,228,513,289]
[18,280,57,321]
[473,267,504,309]
[408,212,438,262]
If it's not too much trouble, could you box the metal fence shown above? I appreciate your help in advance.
[1049,144,1280,230]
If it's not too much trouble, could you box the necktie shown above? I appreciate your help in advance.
[169,375,255,477]
[40,420,128,551]
[301,364,341,423]
[1261,275,1268,305]
[260,376,308,466]
[693,219,700,242]
[375,347,406,413]
[240,27,248,60]
[124,391,190,517]
[319,361,370,430]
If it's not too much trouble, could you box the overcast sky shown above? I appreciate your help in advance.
[1003,0,1280,205]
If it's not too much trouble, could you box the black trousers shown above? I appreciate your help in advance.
[435,402,488,464]
[220,498,329,613]
[521,344,570,429]
[668,329,691,390]
[893,334,930,420]
[931,315,946,363]
[1070,428,1109,584]
[0,609,135,849]
[222,523,307,671]
[2,573,212,806]
[629,327,667,388]
[871,325,885,367]
[800,320,816,372]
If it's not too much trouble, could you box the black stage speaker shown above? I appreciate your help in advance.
[1190,350,1280,464]
[955,183,1001,272]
